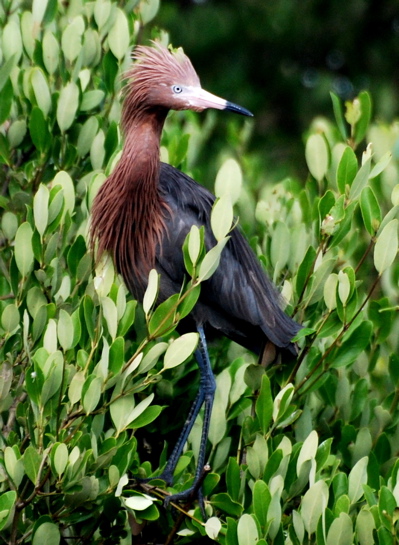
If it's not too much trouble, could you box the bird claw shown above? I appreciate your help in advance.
[164,486,206,519]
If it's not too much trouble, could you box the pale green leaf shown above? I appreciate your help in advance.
[237,514,259,545]
[211,195,234,242]
[33,184,49,237]
[305,134,329,182]
[31,68,52,117]
[143,269,159,315]
[163,332,198,369]
[125,494,153,511]
[57,81,80,132]
[374,219,398,275]
[43,31,60,75]
[57,310,74,351]
[348,456,368,504]
[32,522,60,545]
[215,157,242,204]
[53,443,68,476]
[108,8,130,60]
[205,517,221,540]
[198,238,229,282]
[14,222,34,277]
[301,480,329,535]
[326,512,353,545]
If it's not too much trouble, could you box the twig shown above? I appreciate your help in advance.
[163,465,211,545]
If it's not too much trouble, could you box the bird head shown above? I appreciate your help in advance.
[125,42,253,117]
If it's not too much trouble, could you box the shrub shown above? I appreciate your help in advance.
[1,1,399,544]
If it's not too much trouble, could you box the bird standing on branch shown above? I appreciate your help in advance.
[91,42,300,511]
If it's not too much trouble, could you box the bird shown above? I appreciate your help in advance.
[90,42,300,511]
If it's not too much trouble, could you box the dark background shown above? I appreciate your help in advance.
[152,0,399,179]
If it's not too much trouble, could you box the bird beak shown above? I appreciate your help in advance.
[187,87,253,117]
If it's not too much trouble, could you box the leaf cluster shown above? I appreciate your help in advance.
[1,1,399,545]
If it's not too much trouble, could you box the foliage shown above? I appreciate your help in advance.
[1,1,399,545]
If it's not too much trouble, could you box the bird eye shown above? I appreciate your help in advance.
[172,85,183,94]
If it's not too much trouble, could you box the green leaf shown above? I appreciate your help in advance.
[0,79,13,125]
[33,522,60,545]
[301,480,329,535]
[163,332,198,369]
[330,92,348,140]
[57,81,80,132]
[1,304,20,333]
[253,480,271,530]
[139,342,168,374]
[33,184,49,237]
[125,493,154,511]
[52,443,68,477]
[370,150,392,179]
[336,146,358,193]
[82,375,102,414]
[23,446,42,484]
[326,512,353,545]
[356,509,375,545]
[211,195,234,242]
[31,68,52,117]
[57,309,74,351]
[77,116,99,156]
[61,16,84,63]
[102,296,118,339]
[43,31,59,75]
[129,405,162,429]
[215,157,242,204]
[198,238,229,282]
[331,321,372,368]
[360,186,381,235]
[108,8,130,60]
[226,457,241,502]
[255,374,273,435]
[305,133,329,182]
[349,157,371,201]
[237,514,259,545]
[270,220,290,274]
[0,491,17,531]
[109,337,125,375]
[0,54,18,93]
[211,493,243,517]
[148,294,179,337]
[374,219,398,275]
[29,106,50,152]
[15,222,34,277]
[205,517,222,540]
[354,91,372,145]
[2,20,23,63]
[347,456,368,504]
[140,0,160,25]
[143,269,159,315]
[117,300,137,337]
[295,245,316,296]
[81,90,105,111]
[187,224,202,266]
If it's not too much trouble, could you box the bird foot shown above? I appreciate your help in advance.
[164,486,206,519]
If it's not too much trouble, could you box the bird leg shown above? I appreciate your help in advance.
[136,327,215,514]
[162,326,215,514]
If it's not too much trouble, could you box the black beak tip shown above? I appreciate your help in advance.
[225,101,254,117]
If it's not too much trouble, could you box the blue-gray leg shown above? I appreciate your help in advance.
[159,326,216,513]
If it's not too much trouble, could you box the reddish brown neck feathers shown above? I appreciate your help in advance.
[90,108,168,286]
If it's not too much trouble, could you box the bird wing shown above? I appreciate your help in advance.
[157,163,300,353]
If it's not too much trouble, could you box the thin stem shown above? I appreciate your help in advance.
[297,274,380,396]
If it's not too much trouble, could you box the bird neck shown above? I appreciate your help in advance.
[90,109,169,291]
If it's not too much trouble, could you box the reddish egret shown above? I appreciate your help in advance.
[91,43,300,509]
